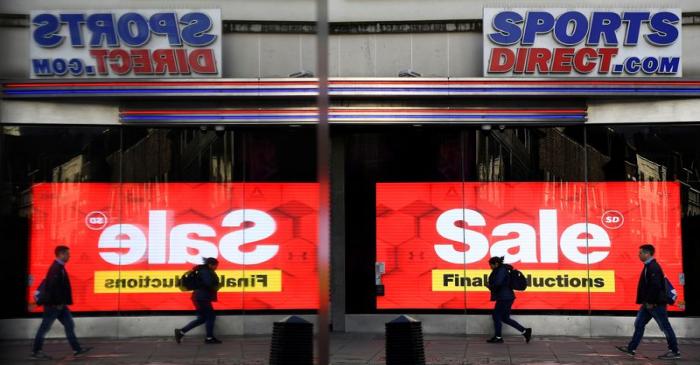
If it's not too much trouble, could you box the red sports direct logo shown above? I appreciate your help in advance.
[601,210,625,229]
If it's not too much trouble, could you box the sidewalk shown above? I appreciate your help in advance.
[1,333,698,364]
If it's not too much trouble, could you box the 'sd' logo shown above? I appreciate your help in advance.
[85,211,108,230]
[601,210,624,230]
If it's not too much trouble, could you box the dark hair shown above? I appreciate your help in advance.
[54,245,70,256]
[203,257,219,266]
[639,244,655,256]
[488,256,504,265]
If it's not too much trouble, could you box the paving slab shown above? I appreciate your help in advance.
[1,334,699,364]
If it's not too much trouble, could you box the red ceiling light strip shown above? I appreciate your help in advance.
[120,108,587,115]
[5,79,700,89]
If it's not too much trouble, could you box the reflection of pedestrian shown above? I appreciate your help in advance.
[31,246,92,360]
[616,244,680,360]
[485,256,532,343]
[175,257,222,344]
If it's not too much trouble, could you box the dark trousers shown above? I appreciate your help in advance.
[492,299,525,337]
[32,305,81,353]
[181,300,216,338]
[628,304,679,353]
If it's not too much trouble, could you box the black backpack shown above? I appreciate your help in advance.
[664,277,677,305]
[508,266,528,291]
[180,266,201,291]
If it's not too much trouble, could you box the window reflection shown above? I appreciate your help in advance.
[0,126,316,318]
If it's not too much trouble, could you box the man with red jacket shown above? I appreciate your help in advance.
[31,246,92,360]
[616,244,680,360]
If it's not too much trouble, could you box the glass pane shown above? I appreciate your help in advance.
[467,126,588,337]
[115,128,242,343]
[234,126,318,359]
[0,1,324,362]
[341,126,464,316]
[586,125,694,323]
[0,125,121,329]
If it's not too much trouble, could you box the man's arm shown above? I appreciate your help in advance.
[645,262,665,305]
[43,263,61,304]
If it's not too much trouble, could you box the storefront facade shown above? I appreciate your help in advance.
[2,1,700,339]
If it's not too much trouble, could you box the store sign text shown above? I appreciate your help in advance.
[29,9,222,78]
[98,209,279,266]
[435,208,610,265]
[483,9,682,77]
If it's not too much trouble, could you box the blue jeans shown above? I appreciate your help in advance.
[32,305,81,353]
[628,304,679,353]
[181,300,216,338]
[493,299,525,337]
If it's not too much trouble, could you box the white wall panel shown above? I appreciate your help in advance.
[337,35,375,76]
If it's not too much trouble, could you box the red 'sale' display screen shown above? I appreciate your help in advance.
[29,183,319,311]
[376,182,684,311]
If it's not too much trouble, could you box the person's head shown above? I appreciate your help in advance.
[204,257,219,270]
[639,244,655,262]
[55,245,70,262]
[488,256,504,270]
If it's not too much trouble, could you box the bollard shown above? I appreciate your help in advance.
[269,315,313,365]
[385,315,426,365]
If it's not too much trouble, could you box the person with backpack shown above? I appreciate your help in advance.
[174,257,222,344]
[616,244,681,360]
[485,256,532,343]
[31,246,92,360]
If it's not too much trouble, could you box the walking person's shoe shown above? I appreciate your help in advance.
[174,329,184,344]
[73,347,93,356]
[204,337,223,344]
[657,350,681,360]
[615,345,635,356]
[522,328,532,343]
[486,336,504,343]
[29,351,52,360]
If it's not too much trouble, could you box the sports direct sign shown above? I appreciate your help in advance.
[376,182,684,310]
[29,9,222,78]
[28,183,318,311]
[483,8,682,77]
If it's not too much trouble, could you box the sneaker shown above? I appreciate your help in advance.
[30,351,52,360]
[204,337,223,344]
[486,336,504,343]
[174,329,184,344]
[523,328,532,343]
[657,350,681,360]
[73,347,92,356]
[615,346,635,356]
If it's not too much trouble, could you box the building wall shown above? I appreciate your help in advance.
[3,27,698,78]
[2,0,700,21]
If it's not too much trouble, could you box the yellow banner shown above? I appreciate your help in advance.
[94,270,282,293]
[432,270,615,292]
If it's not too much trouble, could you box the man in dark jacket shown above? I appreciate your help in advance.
[175,257,222,344]
[486,256,532,343]
[31,246,91,360]
[617,244,680,360]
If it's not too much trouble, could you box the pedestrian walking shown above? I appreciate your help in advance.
[616,244,681,360]
[486,256,532,343]
[174,257,222,344]
[31,245,92,360]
